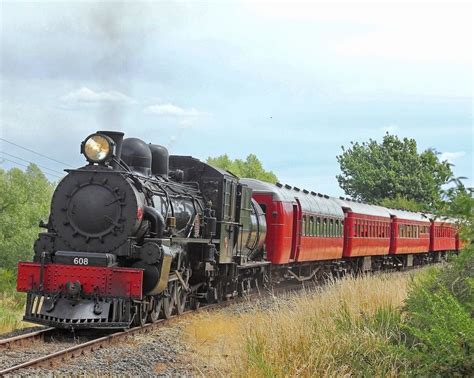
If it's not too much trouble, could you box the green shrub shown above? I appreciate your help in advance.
[402,248,474,376]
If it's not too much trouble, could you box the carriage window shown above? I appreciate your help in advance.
[323,218,328,237]
[309,216,315,236]
[259,204,267,214]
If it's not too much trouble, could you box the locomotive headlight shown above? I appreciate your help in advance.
[81,133,114,163]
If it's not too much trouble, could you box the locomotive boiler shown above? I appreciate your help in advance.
[17,131,267,328]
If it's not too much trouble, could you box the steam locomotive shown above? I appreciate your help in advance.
[16,131,460,329]
[17,131,267,328]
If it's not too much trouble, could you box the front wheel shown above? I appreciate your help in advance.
[162,282,176,319]
[148,297,163,323]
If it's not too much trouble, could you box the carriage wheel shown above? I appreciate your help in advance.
[148,297,163,323]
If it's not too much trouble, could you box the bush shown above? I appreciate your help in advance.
[402,247,474,376]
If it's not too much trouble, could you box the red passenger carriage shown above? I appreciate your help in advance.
[430,219,457,252]
[333,199,391,257]
[241,179,344,264]
[388,209,431,255]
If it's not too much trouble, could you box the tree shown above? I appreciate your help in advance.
[336,133,453,209]
[436,179,473,240]
[0,164,55,270]
[207,154,278,184]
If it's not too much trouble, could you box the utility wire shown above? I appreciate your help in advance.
[0,137,75,168]
[0,157,63,179]
[0,151,64,175]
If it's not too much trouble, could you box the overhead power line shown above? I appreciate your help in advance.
[0,157,63,179]
[0,151,64,175]
[0,137,75,168]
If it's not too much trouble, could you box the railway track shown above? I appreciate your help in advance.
[0,327,55,350]
[0,298,246,376]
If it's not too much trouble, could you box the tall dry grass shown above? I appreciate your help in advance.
[0,292,28,333]
[184,271,418,377]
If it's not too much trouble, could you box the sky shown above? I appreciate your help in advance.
[0,0,472,196]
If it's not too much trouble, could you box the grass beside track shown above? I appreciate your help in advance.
[0,269,30,334]
[184,270,421,376]
[0,292,29,334]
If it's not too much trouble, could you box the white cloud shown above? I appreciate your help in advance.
[143,103,203,117]
[440,151,466,163]
[60,87,135,106]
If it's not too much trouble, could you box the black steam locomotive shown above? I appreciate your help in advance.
[17,131,267,328]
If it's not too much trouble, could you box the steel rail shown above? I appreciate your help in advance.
[0,302,228,376]
[0,327,55,350]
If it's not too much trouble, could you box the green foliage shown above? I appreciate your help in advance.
[0,164,54,270]
[402,259,474,376]
[0,268,17,293]
[206,154,278,183]
[379,196,425,212]
[0,268,26,332]
[437,180,474,241]
[337,133,453,209]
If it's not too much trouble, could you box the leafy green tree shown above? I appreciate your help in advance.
[379,196,425,212]
[207,154,278,183]
[337,133,453,209]
[437,179,473,240]
[0,164,55,270]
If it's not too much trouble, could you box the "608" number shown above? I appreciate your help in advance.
[73,257,89,265]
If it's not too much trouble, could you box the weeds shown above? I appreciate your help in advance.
[184,256,472,377]
[184,272,415,376]
[402,247,474,376]
[0,268,28,333]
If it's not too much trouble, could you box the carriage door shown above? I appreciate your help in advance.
[290,199,302,261]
